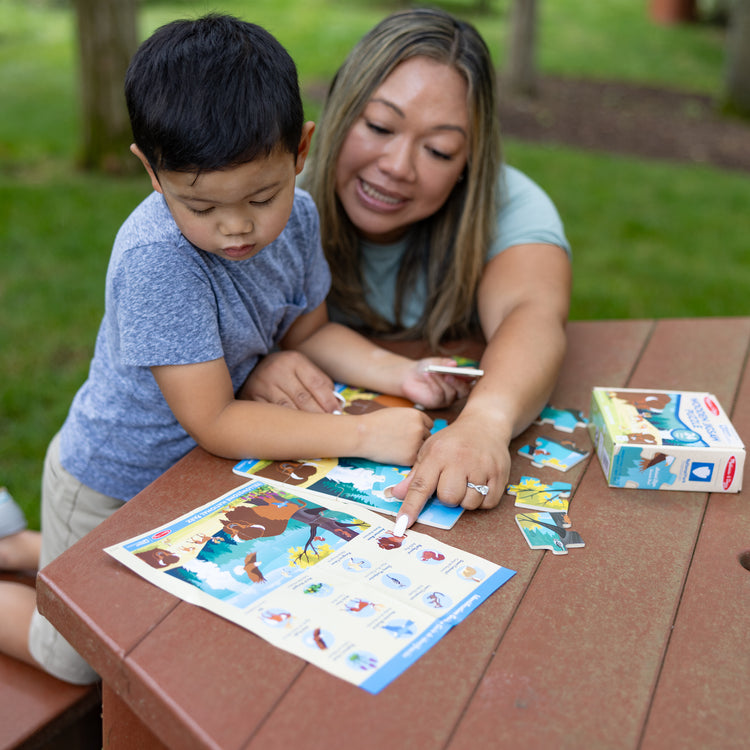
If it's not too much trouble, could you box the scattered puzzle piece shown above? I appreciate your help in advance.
[506,476,572,513]
[518,436,589,472]
[515,511,585,555]
[536,405,588,433]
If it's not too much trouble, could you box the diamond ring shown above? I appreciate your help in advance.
[467,482,489,496]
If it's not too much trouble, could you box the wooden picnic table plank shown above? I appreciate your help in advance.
[445,317,750,750]
[551,318,655,407]
[639,319,750,750]
[626,317,750,401]
[124,599,304,750]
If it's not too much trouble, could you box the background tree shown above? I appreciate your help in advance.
[73,0,139,173]
[504,0,539,97]
[723,0,750,117]
[648,0,697,24]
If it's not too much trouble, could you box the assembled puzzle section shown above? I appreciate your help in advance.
[589,387,745,493]
[508,477,586,555]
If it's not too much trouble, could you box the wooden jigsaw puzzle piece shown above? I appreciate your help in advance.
[517,436,589,472]
[535,405,589,433]
[515,511,584,555]
[506,475,572,513]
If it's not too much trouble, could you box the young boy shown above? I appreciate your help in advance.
[0,14,464,684]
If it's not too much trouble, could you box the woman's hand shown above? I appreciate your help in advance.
[237,350,340,413]
[390,410,512,527]
[400,357,474,409]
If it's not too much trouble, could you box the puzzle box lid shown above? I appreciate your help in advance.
[590,388,743,450]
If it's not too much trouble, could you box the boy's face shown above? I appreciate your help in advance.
[132,123,314,262]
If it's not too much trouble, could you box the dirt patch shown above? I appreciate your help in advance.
[497,75,750,173]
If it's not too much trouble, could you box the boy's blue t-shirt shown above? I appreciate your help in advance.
[59,187,330,501]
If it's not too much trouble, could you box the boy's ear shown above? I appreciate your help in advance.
[294,121,315,175]
[130,144,163,194]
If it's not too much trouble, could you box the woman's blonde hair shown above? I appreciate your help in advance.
[305,8,502,349]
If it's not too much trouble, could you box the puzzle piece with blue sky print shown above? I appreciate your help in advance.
[535,405,588,433]
[506,476,572,513]
[518,436,589,472]
[515,511,585,555]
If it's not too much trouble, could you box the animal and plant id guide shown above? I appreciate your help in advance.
[105,478,515,694]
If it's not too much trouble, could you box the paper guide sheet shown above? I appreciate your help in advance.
[105,477,514,693]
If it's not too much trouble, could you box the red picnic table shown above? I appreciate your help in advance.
[36,318,750,750]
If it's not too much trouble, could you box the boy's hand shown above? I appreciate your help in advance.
[401,358,474,409]
[237,351,339,413]
[355,407,434,466]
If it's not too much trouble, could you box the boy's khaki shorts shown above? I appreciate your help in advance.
[28,432,124,684]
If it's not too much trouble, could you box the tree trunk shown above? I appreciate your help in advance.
[505,0,538,97]
[723,0,750,118]
[648,0,697,24]
[73,0,139,174]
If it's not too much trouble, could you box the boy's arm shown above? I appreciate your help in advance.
[281,306,409,395]
[151,357,433,466]
[280,304,468,408]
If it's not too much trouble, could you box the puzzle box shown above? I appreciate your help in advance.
[589,387,745,493]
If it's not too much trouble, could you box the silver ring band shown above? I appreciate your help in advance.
[467,482,489,496]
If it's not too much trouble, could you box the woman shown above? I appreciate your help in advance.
[243,8,571,528]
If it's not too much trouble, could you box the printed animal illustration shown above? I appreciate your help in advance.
[343,393,413,415]
[377,533,405,550]
[639,452,669,471]
[243,551,267,583]
[312,627,328,649]
[611,390,672,415]
[253,460,318,485]
[135,547,181,568]
[220,497,307,540]
[625,432,658,445]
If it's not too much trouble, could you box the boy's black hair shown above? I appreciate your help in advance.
[125,14,303,173]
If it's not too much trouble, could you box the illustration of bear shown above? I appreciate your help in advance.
[610,390,672,415]
[135,548,181,568]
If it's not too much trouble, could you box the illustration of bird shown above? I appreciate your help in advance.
[639,452,670,471]
[244,552,267,583]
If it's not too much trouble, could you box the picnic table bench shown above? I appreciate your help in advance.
[0,572,101,750]
[34,318,750,749]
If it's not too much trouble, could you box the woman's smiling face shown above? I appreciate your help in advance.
[334,56,470,244]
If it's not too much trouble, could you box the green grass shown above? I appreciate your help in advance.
[503,141,750,319]
[1,0,748,525]
[0,175,150,527]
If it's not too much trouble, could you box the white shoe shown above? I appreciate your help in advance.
[0,487,27,539]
